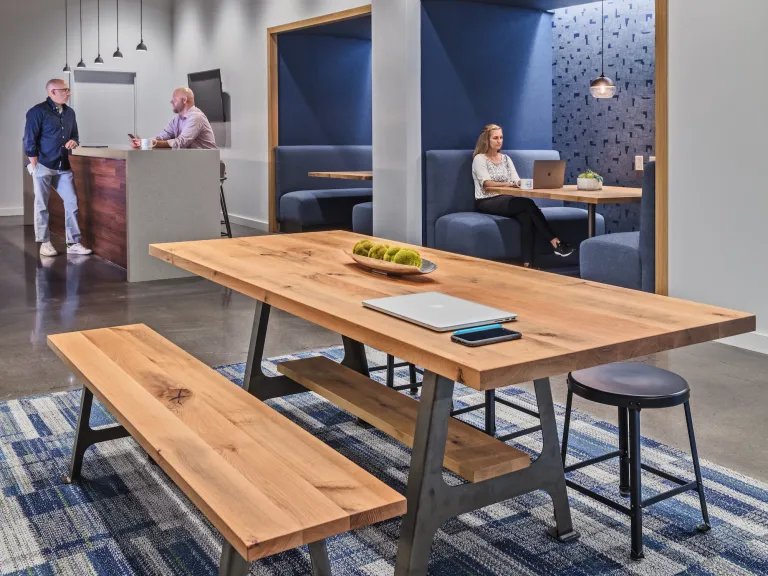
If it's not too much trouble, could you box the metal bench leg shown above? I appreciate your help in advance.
[309,540,332,576]
[63,385,130,484]
[619,407,631,496]
[684,401,712,532]
[219,542,249,576]
[629,408,644,560]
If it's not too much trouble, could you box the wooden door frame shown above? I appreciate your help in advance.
[267,5,373,233]
[655,0,669,295]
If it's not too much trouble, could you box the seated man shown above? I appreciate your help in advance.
[130,88,217,150]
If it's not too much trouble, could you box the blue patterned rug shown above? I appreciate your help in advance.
[1,346,767,575]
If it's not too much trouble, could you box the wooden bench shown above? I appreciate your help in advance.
[48,325,406,576]
[278,356,530,483]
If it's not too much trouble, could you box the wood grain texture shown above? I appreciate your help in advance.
[486,184,642,205]
[655,0,669,295]
[150,232,755,391]
[268,31,279,234]
[308,171,373,181]
[278,357,530,482]
[47,324,405,562]
[49,156,127,268]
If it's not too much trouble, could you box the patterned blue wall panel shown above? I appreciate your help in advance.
[552,0,655,233]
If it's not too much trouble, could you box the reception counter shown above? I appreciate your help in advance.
[23,146,221,282]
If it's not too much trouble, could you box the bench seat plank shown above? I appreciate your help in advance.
[48,325,406,562]
[277,356,531,483]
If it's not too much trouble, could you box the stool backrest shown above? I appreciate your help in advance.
[220,161,226,180]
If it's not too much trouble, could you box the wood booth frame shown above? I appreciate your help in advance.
[266,5,373,234]
[266,1,669,295]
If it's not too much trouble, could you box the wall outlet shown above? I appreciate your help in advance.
[649,156,656,162]
[635,155,644,171]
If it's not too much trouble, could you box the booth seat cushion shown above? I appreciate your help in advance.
[275,145,372,222]
[280,189,372,228]
[352,202,373,235]
[436,208,604,264]
[580,232,642,290]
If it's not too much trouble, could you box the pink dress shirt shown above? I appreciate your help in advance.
[156,106,217,150]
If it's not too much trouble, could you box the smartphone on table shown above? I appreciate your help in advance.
[451,324,522,347]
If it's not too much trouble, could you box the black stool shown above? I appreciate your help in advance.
[220,161,232,238]
[561,363,710,560]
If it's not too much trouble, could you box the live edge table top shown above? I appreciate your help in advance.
[150,231,755,391]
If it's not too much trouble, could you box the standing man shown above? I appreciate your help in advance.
[130,88,217,150]
[24,79,92,257]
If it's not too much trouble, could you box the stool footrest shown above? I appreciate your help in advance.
[564,450,621,473]
[641,463,690,486]
[566,480,631,516]
[497,424,542,442]
[641,481,698,508]
[451,403,485,417]
[495,396,541,419]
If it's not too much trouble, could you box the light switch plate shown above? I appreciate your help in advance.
[635,155,644,171]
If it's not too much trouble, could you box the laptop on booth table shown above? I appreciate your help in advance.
[533,160,566,189]
[362,292,517,333]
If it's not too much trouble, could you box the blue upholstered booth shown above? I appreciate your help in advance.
[274,146,373,231]
[352,201,373,236]
[580,162,656,292]
[425,150,604,269]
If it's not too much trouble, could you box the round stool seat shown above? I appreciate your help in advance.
[568,363,690,409]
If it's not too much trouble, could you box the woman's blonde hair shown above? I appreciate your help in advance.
[473,124,502,158]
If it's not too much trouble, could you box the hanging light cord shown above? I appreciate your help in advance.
[140,0,143,41]
[97,0,100,53]
[79,0,83,61]
[116,0,119,47]
[65,0,68,63]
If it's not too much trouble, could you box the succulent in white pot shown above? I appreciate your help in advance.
[577,169,604,191]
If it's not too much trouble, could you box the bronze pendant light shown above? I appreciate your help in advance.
[590,0,616,99]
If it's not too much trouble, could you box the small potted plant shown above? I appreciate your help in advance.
[577,169,604,191]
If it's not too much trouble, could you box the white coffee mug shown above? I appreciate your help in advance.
[520,178,534,190]
[141,138,153,150]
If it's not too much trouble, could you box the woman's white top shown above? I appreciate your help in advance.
[472,153,521,200]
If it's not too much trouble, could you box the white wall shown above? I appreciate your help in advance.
[669,0,768,354]
[172,0,369,229]
[0,0,175,216]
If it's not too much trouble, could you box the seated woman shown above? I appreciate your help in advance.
[472,124,574,267]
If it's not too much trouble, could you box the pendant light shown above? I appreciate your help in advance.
[589,0,616,99]
[113,0,123,58]
[136,0,148,51]
[94,0,104,64]
[63,0,72,73]
[76,0,86,68]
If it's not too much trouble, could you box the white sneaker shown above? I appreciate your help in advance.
[40,242,58,257]
[67,243,93,255]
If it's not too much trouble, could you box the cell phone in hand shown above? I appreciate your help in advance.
[128,134,136,140]
[451,325,522,347]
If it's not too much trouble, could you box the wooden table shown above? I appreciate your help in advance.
[150,231,754,575]
[308,171,373,181]
[486,184,642,238]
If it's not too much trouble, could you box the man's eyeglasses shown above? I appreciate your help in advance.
[52,88,71,94]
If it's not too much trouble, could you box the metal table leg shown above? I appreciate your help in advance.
[588,204,597,238]
[394,374,579,576]
[243,301,308,400]
[219,542,250,576]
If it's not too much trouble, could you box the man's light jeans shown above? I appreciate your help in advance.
[32,164,82,244]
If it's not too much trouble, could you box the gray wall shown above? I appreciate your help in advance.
[172,0,370,231]
[552,0,655,233]
[0,0,176,216]
[669,0,768,354]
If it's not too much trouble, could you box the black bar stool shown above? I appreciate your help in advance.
[220,161,233,238]
[561,363,711,560]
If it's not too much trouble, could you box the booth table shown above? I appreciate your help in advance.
[308,171,373,181]
[486,184,642,238]
[150,231,754,576]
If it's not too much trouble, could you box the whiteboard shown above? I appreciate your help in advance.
[72,70,136,147]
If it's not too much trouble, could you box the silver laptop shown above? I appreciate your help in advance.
[533,160,566,189]
[362,292,517,332]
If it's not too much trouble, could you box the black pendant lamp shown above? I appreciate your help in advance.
[136,0,147,51]
[94,0,104,64]
[113,0,123,58]
[63,0,72,73]
[76,0,86,68]
[589,0,616,99]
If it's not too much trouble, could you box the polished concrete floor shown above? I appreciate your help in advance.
[1,217,767,482]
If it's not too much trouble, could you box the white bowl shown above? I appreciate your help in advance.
[577,178,603,191]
